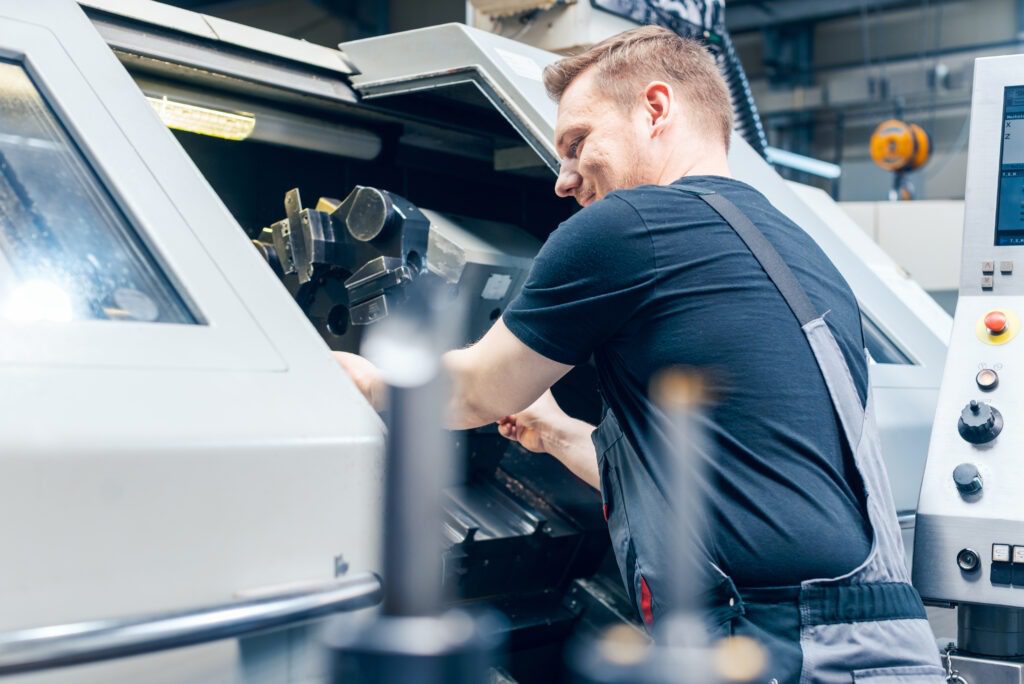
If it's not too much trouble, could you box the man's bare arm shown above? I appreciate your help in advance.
[444,318,572,430]
[334,317,572,430]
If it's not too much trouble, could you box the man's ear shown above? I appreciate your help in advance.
[643,81,673,138]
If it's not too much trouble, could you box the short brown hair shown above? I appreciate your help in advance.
[543,26,733,149]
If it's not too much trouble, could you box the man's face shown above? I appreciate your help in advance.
[553,69,653,207]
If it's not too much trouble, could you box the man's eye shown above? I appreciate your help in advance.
[569,138,582,157]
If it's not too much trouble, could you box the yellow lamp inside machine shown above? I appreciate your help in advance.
[146,95,255,141]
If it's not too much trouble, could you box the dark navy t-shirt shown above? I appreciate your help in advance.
[504,176,872,588]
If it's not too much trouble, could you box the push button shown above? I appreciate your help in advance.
[977,309,1020,345]
[986,311,1008,335]
[983,260,996,275]
[1002,260,1015,274]
[993,562,1013,585]
[982,276,994,290]
[976,368,999,391]
[957,548,980,572]
[992,544,1013,585]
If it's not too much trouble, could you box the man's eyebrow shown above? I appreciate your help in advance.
[555,125,585,155]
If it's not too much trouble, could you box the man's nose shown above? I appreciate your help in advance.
[554,161,581,198]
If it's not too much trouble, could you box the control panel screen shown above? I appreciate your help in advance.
[995,85,1024,245]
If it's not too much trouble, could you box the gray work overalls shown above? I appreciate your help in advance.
[593,187,945,683]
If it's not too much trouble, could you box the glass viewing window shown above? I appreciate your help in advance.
[0,60,196,324]
[995,84,1024,246]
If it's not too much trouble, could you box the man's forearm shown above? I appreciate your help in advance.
[545,418,600,490]
[443,347,504,430]
[441,319,573,430]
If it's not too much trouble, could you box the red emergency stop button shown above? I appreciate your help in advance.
[986,311,1008,335]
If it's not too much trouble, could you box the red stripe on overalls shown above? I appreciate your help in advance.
[639,576,654,626]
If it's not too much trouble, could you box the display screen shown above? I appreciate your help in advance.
[0,60,196,324]
[994,85,1024,245]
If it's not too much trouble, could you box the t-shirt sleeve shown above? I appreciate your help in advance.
[503,194,656,365]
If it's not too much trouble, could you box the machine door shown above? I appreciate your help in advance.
[0,2,284,371]
[0,5,383,683]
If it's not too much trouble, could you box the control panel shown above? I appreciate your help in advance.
[914,54,1024,608]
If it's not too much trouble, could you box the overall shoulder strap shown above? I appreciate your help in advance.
[676,185,868,451]
[674,184,820,327]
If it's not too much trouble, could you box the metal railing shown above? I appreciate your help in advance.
[0,572,381,676]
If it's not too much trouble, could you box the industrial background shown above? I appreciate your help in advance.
[4,1,1023,682]
[155,0,1017,202]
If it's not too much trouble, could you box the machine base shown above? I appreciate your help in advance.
[946,652,1024,684]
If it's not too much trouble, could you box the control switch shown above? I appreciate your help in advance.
[958,400,1003,444]
[986,311,1009,335]
[977,309,1019,345]
[957,548,980,573]
[953,463,983,496]
[976,368,999,391]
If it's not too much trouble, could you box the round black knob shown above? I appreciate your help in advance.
[958,400,1003,444]
[957,548,981,573]
[953,463,983,495]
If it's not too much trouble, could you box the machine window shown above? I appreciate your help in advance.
[862,313,914,365]
[0,61,195,324]
[995,85,1024,246]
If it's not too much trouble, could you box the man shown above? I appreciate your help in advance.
[338,26,943,683]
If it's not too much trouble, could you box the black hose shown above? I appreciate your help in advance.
[715,30,769,158]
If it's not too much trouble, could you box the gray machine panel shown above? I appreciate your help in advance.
[914,54,1024,608]
[80,1,359,106]
[342,24,561,172]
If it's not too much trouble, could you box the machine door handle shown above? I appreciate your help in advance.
[0,571,381,676]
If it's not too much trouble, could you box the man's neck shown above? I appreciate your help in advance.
[655,145,732,185]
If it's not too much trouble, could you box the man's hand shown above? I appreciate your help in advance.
[333,351,387,411]
[497,390,568,454]
[497,390,600,490]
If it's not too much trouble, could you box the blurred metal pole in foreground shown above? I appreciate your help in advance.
[324,286,505,683]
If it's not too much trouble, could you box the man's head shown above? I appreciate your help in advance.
[544,26,733,206]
